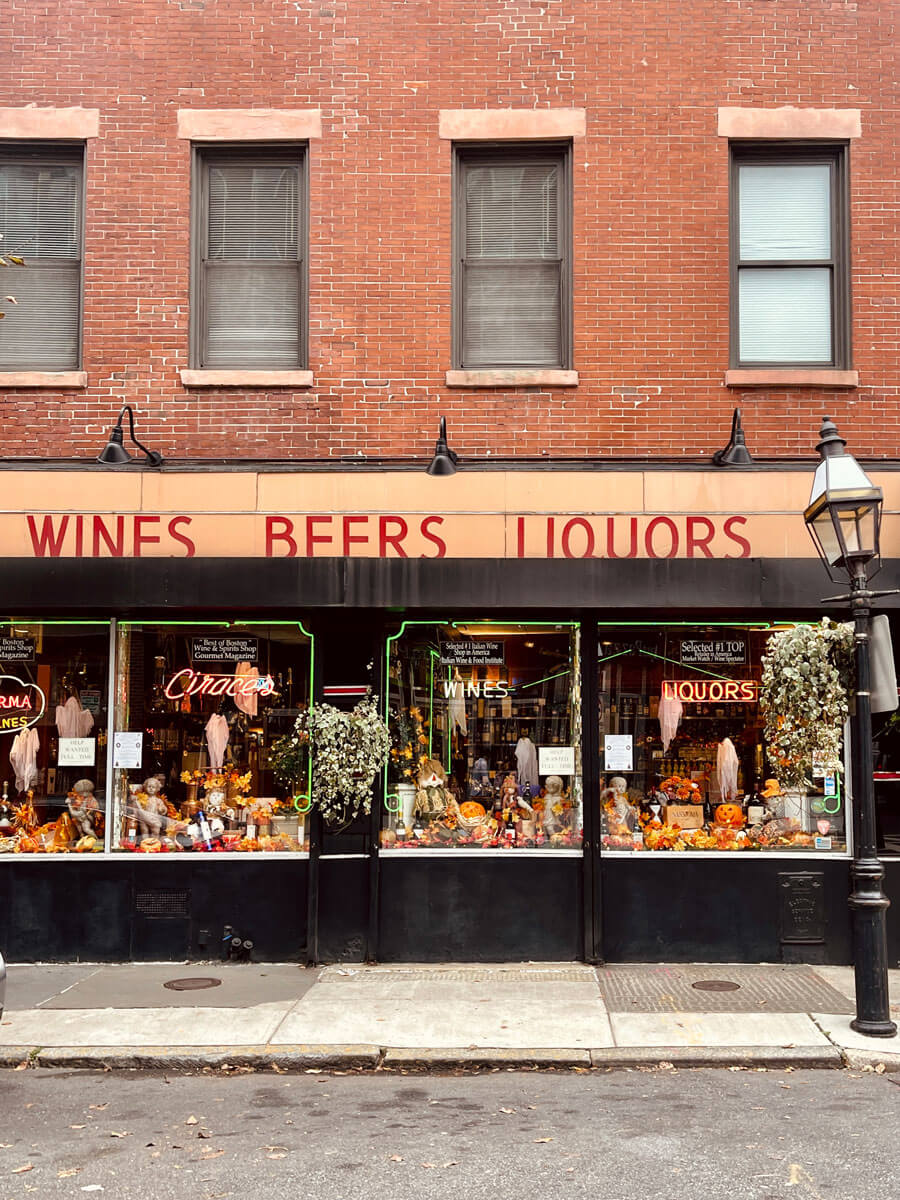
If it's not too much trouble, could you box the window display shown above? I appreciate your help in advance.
[0,622,110,855]
[598,624,848,853]
[384,622,582,849]
[111,623,313,854]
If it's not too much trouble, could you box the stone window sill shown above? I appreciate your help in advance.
[180,369,314,388]
[725,369,858,389]
[445,369,578,388]
[0,371,87,388]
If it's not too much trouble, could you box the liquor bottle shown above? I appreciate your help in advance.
[746,786,766,826]
[507,805,517,845]
[197,808,213,850]
[0,781,11,830]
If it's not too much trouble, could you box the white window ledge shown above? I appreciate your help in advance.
[725,369,858,388]
[445,369,578,388]
[0,370,87,388]
[180,369,313,387]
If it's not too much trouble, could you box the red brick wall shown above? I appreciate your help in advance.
[1,0,896,461]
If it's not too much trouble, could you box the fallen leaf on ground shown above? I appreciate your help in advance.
[201,1150,225,1160]
[12,1165,34,1174]
[267,1154,286,1160]
[197,1129,211,1139]
[442,1161,458,1168]
[81,1186,104,1192]
[14,1062,29,1071]
[59,1168,81,1178]
[534,1137,554,1143]
[499,1107,516,1114]
[875,1063,886,1074]
[421,1162,437,1169]
[90,1104,109,1111]
[70,1125,86,1130]
[185,1116,199,1125]
[108,1131,130,1138]
[388,1155,403,1163]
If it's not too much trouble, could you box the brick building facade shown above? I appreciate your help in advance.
[1,2,899,968]
[1,0,896,463]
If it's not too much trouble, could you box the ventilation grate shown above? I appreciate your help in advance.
[135,889,190,918]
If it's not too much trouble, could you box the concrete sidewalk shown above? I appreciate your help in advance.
[1,961,898,1073]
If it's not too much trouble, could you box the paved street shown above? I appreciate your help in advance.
[1,1067,897,1200]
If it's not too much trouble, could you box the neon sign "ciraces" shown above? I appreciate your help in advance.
[662,679,758,704]
[164,669,276,701]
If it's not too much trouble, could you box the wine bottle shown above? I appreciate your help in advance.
[197,808,213,850]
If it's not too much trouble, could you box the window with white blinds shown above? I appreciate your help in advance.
[196,152,305,369]
[455,148,570,369]
[731,147,849,368]
[0,152,83,370]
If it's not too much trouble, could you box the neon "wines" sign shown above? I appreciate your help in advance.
[662,679,758,704]
[164,670,276,701]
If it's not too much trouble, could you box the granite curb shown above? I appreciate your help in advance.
[0,1042,874,1072]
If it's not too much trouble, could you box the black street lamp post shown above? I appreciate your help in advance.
[804,417,897,1038]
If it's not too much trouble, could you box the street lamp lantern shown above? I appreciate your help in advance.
[804,417,883,583]
[804,416,896,1039]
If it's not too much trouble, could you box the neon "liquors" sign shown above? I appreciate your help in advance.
[662,679,758,703]
[164,670,276,701]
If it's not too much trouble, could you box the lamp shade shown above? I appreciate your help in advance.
[426,416,459,476]
[97,423,133,464]
[804,418,883,580]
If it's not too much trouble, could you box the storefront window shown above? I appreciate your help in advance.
[598,623,848,853]
[111,623,313,854]
[0,621,111,855]
[384,622,582,850]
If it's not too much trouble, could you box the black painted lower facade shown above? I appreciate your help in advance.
[5,855,900,965]
[2,548,899,967]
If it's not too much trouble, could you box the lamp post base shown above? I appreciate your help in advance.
[849,855,897,1037]
[850,1017,897,1038]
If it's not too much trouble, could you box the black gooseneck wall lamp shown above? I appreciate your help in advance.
[426,416,459,476]
[97,405,164,467]
[712,408,754,467]
[804,416,897,1038]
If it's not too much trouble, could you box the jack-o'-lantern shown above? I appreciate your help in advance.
[715,803,745,829]
[459,801,486,821]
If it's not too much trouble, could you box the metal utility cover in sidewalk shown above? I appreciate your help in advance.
[595,964,856,1014]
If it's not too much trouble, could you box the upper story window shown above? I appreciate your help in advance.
[730,143,850,369]
[192,146,307,369]
[0,145,83,370]
[453,144,572,370]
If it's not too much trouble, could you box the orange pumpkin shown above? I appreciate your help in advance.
[459,801,486,820]
[715,803,745,829]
